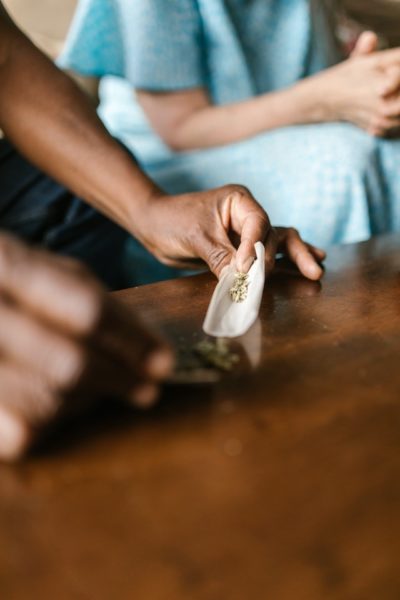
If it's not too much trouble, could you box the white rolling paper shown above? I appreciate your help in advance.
[203,242,266,338]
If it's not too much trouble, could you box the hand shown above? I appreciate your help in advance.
[134,185,326,280]
[312,31,400,136]
[0,234,174,461]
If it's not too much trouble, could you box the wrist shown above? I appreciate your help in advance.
[292,70,342,124]
[94,145,165,239]
[123,171,166,242]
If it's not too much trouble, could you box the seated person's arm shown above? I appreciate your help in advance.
[66,70,100,106]
[0,3,325,280]
[135,32,400,151]
[0,3,158,235]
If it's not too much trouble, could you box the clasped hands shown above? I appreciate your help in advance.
[314,31,400,137]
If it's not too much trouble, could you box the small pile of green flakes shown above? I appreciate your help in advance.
[229,272,249,303]
[194,338,240,372]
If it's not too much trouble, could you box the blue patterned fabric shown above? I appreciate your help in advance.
[60,0,400,246]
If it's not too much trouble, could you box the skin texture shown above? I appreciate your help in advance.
[0,234,175,461]
[0,4,326,460]
[0,226,324,461]
[130,31,400,151]
[0,228,324,462]
[135,186,326,279]
[0,2,323,277]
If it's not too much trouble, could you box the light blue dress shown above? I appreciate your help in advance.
[59,0,400,251]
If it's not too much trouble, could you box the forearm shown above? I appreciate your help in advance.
[65,70,101,106]
[0,12,161,236]
[160,83,328,151]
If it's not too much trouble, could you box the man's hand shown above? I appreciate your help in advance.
[0,235,174,462]
[134,185,326,280]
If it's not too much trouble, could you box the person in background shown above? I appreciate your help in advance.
[0,2,325,460]
[61,0,400,250]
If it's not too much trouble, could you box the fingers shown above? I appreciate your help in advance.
[129,383,159,409]
[0,234,105,336]
[368,115,400,137]
[0,299,89,391]
[0,235,175,462]
[306,243,327,262]
[235,211,271,273]
[0,233,174,379]
[236,237,257,274]
[0,274,172,395]
[95,297,174,381]
[0,361,50,461]
[222,184,271,273]
[0,295,172,403]
[351,31,379,58]
[263,227,278,277]
[0,404,31,462]
[375,47,400,70]
[202,185,325,283]
[0,362,55,426]
[367,84,400,135]
[276,228,325,281]
[380,65,400,97]
[0,323,167,462]
[197,232,236,279]
[380,91,400,118]
[143,348,175,381]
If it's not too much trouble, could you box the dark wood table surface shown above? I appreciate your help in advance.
[1,234,400,600]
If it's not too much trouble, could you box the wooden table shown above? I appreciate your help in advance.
[1,234,400,599]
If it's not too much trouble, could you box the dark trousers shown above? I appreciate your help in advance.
[0,139,129,290]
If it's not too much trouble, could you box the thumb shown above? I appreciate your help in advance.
[351,31,379,58]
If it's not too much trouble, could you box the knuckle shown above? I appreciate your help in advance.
[379,103,390,118]
[288,227,300,239]
[56,344,88,391]
[377,105,393,123]
[75,284,105,335]
[28,383,61,424]
[206,246,230,274]
[224,183,251,201]
[251,206,270,226]
[371,117,383,130]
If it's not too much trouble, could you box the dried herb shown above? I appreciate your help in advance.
[194,338,240,372]
[229,272,249,303]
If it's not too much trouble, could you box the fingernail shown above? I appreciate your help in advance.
[145,349,175,379]
[130,384,159,409]
[0,408,28,461]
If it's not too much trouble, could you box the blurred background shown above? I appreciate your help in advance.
[3,0,400,60]
[341,0,400,47]
[4,0,77,58]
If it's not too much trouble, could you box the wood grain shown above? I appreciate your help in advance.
[0,234,399,600]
